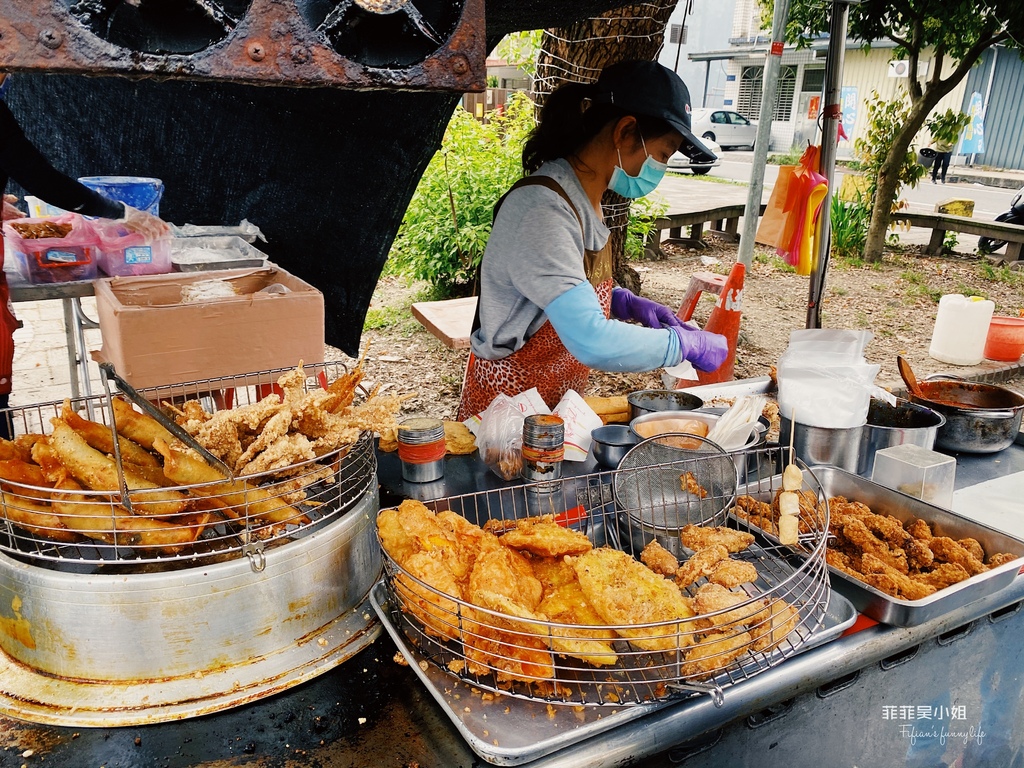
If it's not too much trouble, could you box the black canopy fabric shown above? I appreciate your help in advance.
[4,0,630,356]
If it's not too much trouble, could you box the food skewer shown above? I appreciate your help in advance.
[778,408,802,545]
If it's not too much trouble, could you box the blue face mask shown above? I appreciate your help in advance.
[608,137,667,198]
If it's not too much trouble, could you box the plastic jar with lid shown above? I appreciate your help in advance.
[521,414,565,484]
[928,294,995,366]
[397,417,446,483]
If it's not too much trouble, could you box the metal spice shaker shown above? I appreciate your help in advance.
[521,414,565,483]
[397,417,446,483]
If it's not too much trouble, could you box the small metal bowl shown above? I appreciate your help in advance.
[590,425,639,469]
[627,389,703,420]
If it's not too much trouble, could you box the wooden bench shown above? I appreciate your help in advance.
[410,296,477,349]
[889,211,1024,263]
[645,203,768,259]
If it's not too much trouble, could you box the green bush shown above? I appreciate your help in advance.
[830,194,870,262]
[625,195,669,261]
[388,92,535,296]
[853,90,926,204]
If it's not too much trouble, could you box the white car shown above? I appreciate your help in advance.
[689,109,758,149]
[667,137,721,175]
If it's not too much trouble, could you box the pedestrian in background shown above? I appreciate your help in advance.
[930,134,954,184]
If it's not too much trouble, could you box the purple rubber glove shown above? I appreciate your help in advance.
[672,326,729,372]
[611,287,684,329]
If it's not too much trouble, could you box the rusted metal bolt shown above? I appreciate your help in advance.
[38,29,63,50]
[290,46,310,65]
[450,55,469,76]
[247,41,266,62]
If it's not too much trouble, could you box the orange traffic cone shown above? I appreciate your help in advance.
[674,261,744,387]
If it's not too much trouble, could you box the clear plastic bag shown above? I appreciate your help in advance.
[475,394,525,480]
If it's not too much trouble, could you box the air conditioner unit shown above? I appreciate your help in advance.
[888,60,910,78]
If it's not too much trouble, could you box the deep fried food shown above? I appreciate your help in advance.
[498,519,592,558]
[679,524,754,554]
[674,544,730,589]
[682,629,753,679]
[731,495,776,535]
[748,598,801,653]
[444,421,477,455]
[928,536,988,576]
[469,535,543,610]
[957,538,985,563]
[840,517,909,574]
[905,518,933,541]
[692,583,753,630]
[463,622,555,682]
[708,558,759,589]
[641,539,679,576]
[575,547,696,652]
[859,553,937,601]
[398,549,464,641]
[111,397,176,451]
[0,489,79,543]
[914,562,971,590]
[680,471,708,499]
[987,552,1019,568]
[905,538,935,571]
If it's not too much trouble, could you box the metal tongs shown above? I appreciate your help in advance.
[99,362,235,483]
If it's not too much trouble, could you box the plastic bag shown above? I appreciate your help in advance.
[754,145,827,275]
[475,394,526,480]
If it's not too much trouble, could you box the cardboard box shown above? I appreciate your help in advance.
[94,265,324,389]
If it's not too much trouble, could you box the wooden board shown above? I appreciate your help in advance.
[410,296,478,350]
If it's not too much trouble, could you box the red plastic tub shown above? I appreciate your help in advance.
[984,315,1024,362]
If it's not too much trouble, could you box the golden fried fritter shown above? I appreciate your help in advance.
[692,583,753,630]
[905,538,936,571]
[682,629,753,679]
[957,538,985,562]
[679,524,754,554]
[498,519,592,558]
[730,495,777,535]
[987,552,1019,568]
[398,550,463,641]
[469,535,543,610]
[748,598,801,653]
[674,544,730,589]
[840,518,909,574]
[575,548,696,652]
[709,558,759,589]
[905,518,933,541]
[641,539,679,576]
[680,471,708,499]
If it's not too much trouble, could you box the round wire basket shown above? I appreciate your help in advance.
[0,362,378,571]
[379,444,831,707]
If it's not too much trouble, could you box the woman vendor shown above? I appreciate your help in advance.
[458,60,728,420]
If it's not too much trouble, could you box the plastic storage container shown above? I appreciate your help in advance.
[928,294,995,366]
[90,219,172,277]
[983,315,1024,362]
[871,443,956,509]
[78,176,164,216]
[24,195,67,219]
[2,214,99,284]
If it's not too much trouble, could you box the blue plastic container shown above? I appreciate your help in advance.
[78,176,164,216]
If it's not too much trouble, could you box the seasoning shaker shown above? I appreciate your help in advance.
[397,417,446,483]
[521,414,565,484]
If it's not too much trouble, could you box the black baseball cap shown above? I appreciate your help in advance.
[594,60,717,163]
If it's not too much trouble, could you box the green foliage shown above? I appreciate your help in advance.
[977,261,1024,286]
[852,91,926,203]
[389,93,535,296]
[362,306,405,331]
[625,195,669,261]
[926,109,972,146]
[943,231,960,251]
[766,148,805,165]
[829,195,870,262]
[494,31,544,77]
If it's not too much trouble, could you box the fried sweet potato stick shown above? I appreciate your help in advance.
[154,438,308,526]
[48,420,189,517]
[50,478,207,552]
[60,400,161,469]
[110,397,176,451]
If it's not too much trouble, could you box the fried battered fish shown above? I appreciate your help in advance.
[708,558,759,589]
[575,548,696,652]
[674,544,730,589]
[682,629,753,679]
[748,598,801,653]
[641,539,679,576]
[692,583,754,630]
[679,524,755,554]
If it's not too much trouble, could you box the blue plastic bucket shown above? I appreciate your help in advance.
[78,176,164,216]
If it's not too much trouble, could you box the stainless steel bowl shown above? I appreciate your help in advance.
[861,398,945,475]
[626,389,703,420]
[590,424,639,469]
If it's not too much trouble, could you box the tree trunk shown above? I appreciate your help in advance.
[532,0,678,292]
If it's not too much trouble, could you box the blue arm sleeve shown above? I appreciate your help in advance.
[545,282,683,371]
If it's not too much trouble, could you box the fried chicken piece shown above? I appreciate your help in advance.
[730,495,777,535]
[575,548,696,652]
[987,552,1019,568]
[862,514,912,550]
[828,496,873,518]
[680,471,708,499]
[679,524,755,554]
[682,629,753,679]
[915,562,971,590]
[748,597,801,653]
[499,520,592,558]
[905,518,933,541]
[957,538,985,562]
[860,553,936,600]
[905,538,935,571]
[641,540,679,576]
[674,544,730,589]
[692,583,753,630]
[469,534,543,610]
[826,548,864,578]
[709,558,759,589]
[928,536,988,576]
[840,517,909,574]
[237,432,317,476]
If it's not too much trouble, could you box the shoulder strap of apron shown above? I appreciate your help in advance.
[472,176,584,332]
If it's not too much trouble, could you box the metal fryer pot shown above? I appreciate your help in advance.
[908,377,1024,454]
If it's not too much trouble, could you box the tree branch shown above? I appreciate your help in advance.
[885,32,912,48]
[938,30,1010,91]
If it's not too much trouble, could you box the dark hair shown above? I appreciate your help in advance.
[521,81,674,174]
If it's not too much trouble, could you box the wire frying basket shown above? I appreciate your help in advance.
[378,444,831,707]
[0,362,377,571]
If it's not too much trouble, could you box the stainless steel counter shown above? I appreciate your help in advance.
[2,443,1023,767]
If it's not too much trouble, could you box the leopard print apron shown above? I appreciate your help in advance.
[457,176,613,421]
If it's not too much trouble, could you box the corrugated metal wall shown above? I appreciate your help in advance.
[961,46,1024,170]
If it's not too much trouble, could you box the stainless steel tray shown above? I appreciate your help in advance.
[783,467,1024,627]
[370,581,856,767]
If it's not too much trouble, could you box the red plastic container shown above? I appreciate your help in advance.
[2,214,98,284]
[984,315,1024,362]
[90,219,172,277]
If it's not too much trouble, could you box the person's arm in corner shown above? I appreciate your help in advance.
[0,100,124,220]
[545,281,682,371]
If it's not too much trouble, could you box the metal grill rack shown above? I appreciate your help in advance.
[379,445,831,707]
[0,362,377,570]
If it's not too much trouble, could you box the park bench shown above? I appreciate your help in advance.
[889,210,1024,264]
[644,203,768,259]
